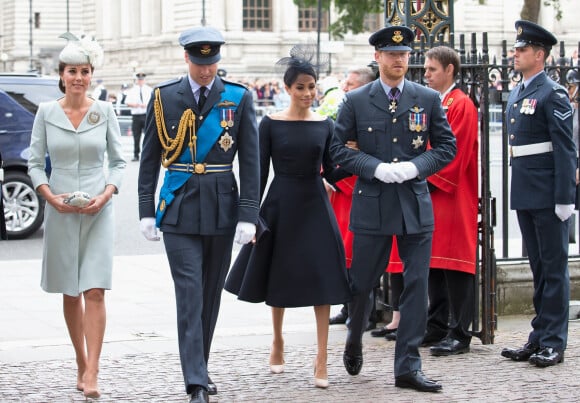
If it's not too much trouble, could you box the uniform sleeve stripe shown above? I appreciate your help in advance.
[554,110,572,120]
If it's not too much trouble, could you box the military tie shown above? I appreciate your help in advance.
[198,86,207,110]
[388,87,401,113]
[518,83,525,96]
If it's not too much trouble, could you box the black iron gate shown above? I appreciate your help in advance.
[399,33,580,345]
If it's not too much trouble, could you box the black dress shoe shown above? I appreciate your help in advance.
[131,156,139,162]
[430,338,470,356]
[395,370,442,392]
[421,333,446,347]
[384,330,397,341]
[343,346,363,376]
[189,386,209,403]
[370,326,397,338]
[501,342,540,361]
[528,347,564,367]
[207,376,217,395]
[329,311,348,325]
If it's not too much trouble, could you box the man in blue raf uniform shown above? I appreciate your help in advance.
[137,26,260,403]
[501,20,576,368]
[330,25,456,392]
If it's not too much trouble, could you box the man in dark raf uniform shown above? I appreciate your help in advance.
[501,20,576,368]
[330,25,456,392]
[137,26,260,403]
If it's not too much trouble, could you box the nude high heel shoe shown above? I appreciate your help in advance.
[270,362,285,374]
[269,342,285,374]
[313,359,329,389]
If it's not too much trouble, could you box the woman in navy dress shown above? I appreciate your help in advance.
[225,46,350,388]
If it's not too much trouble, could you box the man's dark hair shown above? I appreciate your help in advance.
[425,46,461,77]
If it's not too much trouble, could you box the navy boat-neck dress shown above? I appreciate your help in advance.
[225,115,351,308]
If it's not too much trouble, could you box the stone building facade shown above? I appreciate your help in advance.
[1,0,578,89]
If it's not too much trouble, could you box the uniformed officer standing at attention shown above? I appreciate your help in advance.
[329,25,456,392]
[137,26,260,403]
[501,20,576,368]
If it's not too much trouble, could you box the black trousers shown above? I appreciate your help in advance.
[346,232,432,377]
[425,268,475,343]
[163,232,234,393]
[517,208,570,351]
[132,114,146,158]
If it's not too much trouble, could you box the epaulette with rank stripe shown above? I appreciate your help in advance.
[156,77,181,89]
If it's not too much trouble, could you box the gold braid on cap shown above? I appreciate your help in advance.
[154,87,197,168]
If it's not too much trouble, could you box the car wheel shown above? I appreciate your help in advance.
[2,170,44,239]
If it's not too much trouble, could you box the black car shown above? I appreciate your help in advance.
[0,73,62,239]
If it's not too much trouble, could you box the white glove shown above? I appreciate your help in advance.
[391,161,419,183]
[234,221,256,244]
[140,217,160,241]
[555,204,575,222]
[374,163,398,183]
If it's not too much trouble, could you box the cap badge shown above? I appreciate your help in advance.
[200,45,212,55]
[517,26,523,35]
[392,31,404,44]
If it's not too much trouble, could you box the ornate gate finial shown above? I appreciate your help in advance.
[384,0,454,48]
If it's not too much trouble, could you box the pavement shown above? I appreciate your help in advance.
[1,253,580,402]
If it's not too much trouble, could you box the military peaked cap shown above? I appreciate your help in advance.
[369,25,415,52]
[514,20,557,50]
[179,26,225,65]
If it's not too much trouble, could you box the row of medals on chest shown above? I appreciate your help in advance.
[388,100,427,133]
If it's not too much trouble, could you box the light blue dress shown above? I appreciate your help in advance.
[28,100,126,296]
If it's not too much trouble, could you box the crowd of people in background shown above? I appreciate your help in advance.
[95,45,578,120]
[93,74,353,118]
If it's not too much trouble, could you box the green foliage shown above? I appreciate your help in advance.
[293,0,383,38]
[293,0,563,38]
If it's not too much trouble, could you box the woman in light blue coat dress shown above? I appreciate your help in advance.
[27,34,126,399]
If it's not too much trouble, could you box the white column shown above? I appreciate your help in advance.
[140,0,152,35]
[100,0,121,40]
[223,0,242,32]
[122,0,141,37]
[140,0,162,35]
[160,0,175,34]
[278,0,298,34]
